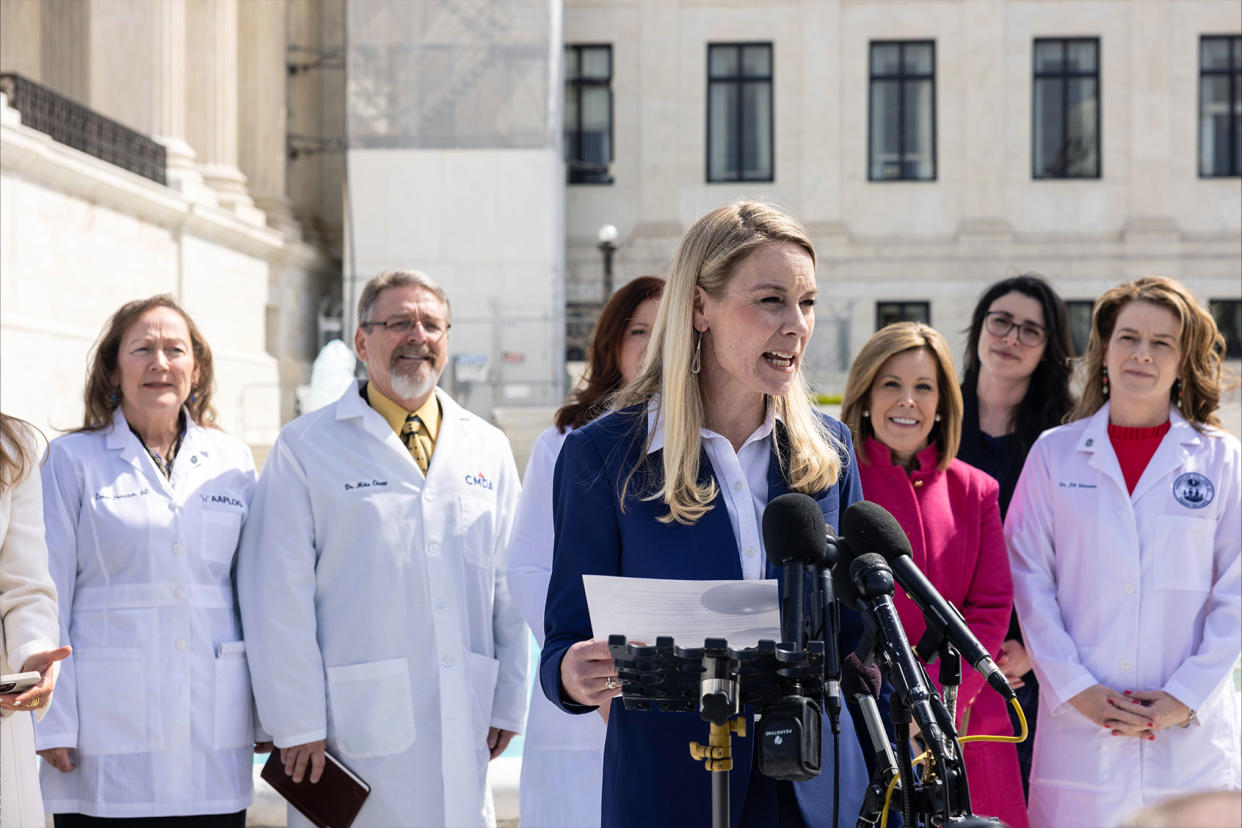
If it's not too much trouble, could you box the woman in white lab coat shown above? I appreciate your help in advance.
[506,275,662,827]
[35,297,262,826]
[1006,276,1241,828]
[1,414,71,828]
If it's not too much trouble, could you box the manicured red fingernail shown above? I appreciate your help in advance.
[1147,722,1154,727]
[1123,690,1131,695]
[1146,735,1154,741]
[1130,699,1142,704]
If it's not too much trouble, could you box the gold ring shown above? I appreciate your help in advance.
[604,676,617,691]
[28,698,38,708]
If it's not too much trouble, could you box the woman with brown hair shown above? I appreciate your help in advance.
[1006,276,1241,827]
[839,322,1026,828]
[34,296,263,826]
[1,414,71,827]
[506,275,662,827]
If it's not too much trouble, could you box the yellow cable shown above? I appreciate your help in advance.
[878,700,1029,828]
[959,697,1030,745]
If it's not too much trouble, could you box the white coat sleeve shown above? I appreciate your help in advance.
[33,441,82,748]
[489,439,529,734]
[0,431,59,722]
[504,427,562,646]
[1005,438,1099,714]
[1163,436,1242,714]
[236,434,328,748]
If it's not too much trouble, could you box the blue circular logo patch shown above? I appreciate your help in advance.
[1173,472,1215,509]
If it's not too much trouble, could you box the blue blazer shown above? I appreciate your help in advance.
[540,406,871,828]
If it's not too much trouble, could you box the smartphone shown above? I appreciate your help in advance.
[0,671,40,694]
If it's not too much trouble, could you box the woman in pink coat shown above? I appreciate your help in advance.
[840,322,1026,828]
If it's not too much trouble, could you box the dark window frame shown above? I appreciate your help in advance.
[875,301,931,330]
[1065,299,1096,357]
[867,39,938,182]
[564,43,614,185]
[1198,34,1242,179]
[1031,37,1102,180]
[1209,298,1242,358]
[706,42,775,183]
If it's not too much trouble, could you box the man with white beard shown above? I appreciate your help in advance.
[237,270,527,828]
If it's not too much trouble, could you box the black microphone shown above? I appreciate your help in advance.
[762,493,825,650]
[841,500,1016,702]
[848,553,948,760]
[816,530,842,732]
[842,652,896,780]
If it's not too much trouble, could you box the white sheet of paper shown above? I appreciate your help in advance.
[582,574,782,650]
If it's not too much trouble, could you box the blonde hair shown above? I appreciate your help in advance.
[1071,276,1229,429]
[618,202,845,524]
[0,414,45,491]
[840,322,963,471]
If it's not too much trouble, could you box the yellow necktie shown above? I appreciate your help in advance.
[401,414,432,473]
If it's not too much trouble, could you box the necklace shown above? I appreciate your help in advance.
[131,413,186,479]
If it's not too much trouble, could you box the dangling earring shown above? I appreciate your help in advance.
[690,331,703,375]
[862,410,870,418]
[1173,378,1183,407]
[189,391,197,404]
[110,387,120,405]
[1101,367,1110,398]
[934,413,942,422]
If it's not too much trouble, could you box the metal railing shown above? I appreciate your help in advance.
[0,73,166,185]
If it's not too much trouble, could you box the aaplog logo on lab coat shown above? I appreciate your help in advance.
[200,493,245,508]
[464,471,494,490]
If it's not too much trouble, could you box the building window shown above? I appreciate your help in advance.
[1033,38,1100,179]
[1200,35,1241,178]
[868,40,936,181]
[876,301,930,330]
[1066,300,1095,356]
[1210,299,1242,358]
[707,43,773,182]
[565,44,613,184]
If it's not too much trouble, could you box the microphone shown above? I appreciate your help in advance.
[847,552,945,752]
[816,530,842,732]
[841,501,1016,702]
[762,493,826,650]
[842,652,896,780]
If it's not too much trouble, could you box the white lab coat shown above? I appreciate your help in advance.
[236,382,528,828]
[1006,404,1241,828]
[506,425,606,828]
[1,422,60,828]
[35,409,258,818]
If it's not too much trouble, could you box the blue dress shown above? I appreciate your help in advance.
[540,406,872,828]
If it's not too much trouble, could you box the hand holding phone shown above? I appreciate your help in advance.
[0,671,40,694]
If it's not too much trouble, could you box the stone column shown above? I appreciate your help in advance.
[239,0,299,234]
[41,0,90,103]
[186,0,260,216]
[88,0,206,198]
[0,1,42,81]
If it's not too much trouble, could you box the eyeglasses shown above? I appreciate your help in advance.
[359,316,451,339]
[984,311,1047,347]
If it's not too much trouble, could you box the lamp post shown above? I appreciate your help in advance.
[597,223,618,300]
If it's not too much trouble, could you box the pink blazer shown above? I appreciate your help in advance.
[858,437,1027,828]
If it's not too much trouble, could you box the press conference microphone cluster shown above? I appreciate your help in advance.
[761,494,842,731]
[839,500,1016,704]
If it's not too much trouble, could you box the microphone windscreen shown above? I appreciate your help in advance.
[831,537,861,611]
[762,492,827,567]
[841,652,882,700]
[840,500,914,563]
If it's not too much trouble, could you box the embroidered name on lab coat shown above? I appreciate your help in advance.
[1057,481,1098,489]
[344,479,389,491]
[1173,472,1215,509]
[94,487,152,501]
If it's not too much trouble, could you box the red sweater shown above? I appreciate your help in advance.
[1108,421,1172,494]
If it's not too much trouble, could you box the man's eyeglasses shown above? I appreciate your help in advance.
[359,316,451,339]
[984,311,1047,347]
